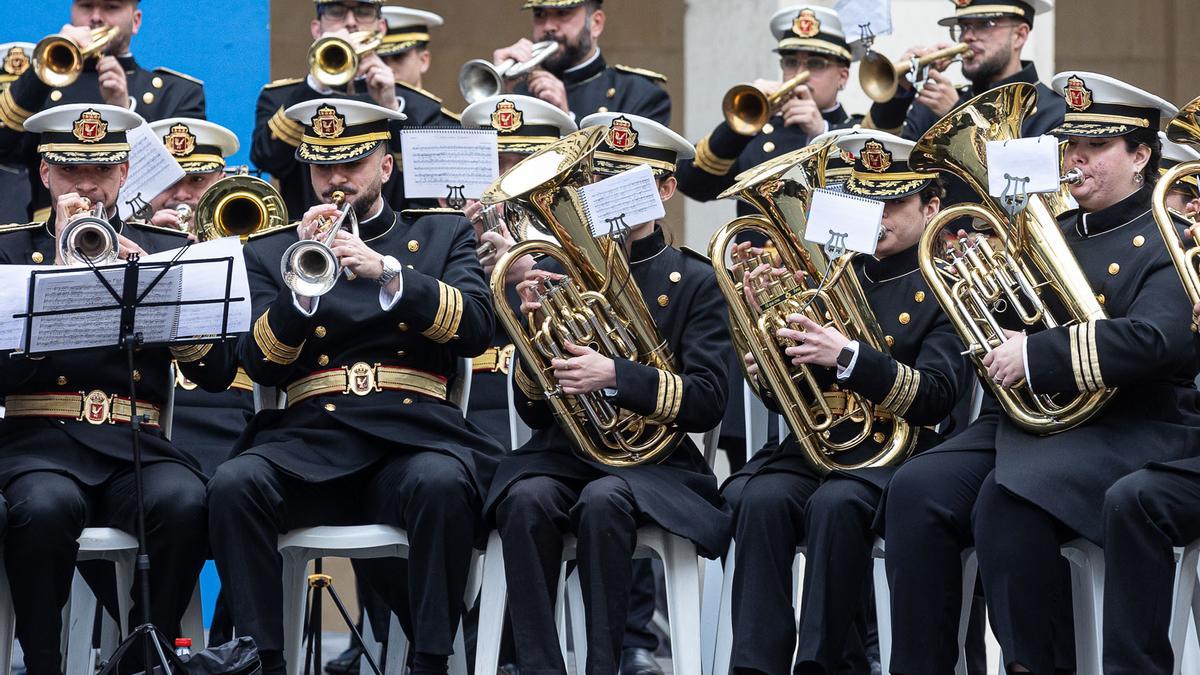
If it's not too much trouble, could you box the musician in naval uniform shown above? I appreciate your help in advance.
[0,42,34,223]
[1158,132,1200,220]
[377,6,460,128]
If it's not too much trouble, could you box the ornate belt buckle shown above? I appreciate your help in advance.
[345,362,378,396]
[81,390,112,425]
[497,344,516,374]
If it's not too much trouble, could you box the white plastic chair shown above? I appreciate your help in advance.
[1169,543,1200,674]
[1061,538,1105,675]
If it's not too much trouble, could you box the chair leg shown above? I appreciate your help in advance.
[65,569,96,675]
[181,580,204,646]
[473,532,507,675]
[359,612,382,675]
[450,618,469,675]
[711,539,736,675]
[1169,545,1199,675]
[385,612,407,675]
[555,561,569,666]
[566,567,588,675]
[0,561,14,675]
[282,551,312,675]
[954,549,978,675]
[872,539,892,675]
[1062,539,1105,675]
[662,534,703,675]
[113,552,135,638]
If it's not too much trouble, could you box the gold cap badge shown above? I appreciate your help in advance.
[311,104,347,139]
[72,109,108,143]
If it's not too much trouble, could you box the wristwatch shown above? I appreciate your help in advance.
[836,344,856,370]
[378,255,402,286]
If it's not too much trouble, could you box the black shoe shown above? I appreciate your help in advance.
[619,647,664,675]
[324,643,364,675]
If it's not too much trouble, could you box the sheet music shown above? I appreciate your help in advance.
[0,265,39,350]
[986,135,1062,197]
[28,266,181,352]
[805,188,884,256]
[401,129,499,200]
[577,165,666,236]
[836,0,893,39]
[143,237,251,338]
[116,122,186,220]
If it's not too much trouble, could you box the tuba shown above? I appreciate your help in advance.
[1152,96,1200,305]
[708,139,917,475]
[911,82,1115,433]
[482,126,683,467]
[194,175,288,241]
[59,199,120,266]
[32,25,118,88]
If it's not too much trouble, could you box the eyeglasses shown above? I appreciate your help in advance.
[780,56,836,72]
[320,3,382,21]
[949,18,1020,41]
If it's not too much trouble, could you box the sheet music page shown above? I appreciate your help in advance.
[985,135,1062,197]
[577,165,666,236]
[143,237,251,338]
[805,188,884,256]
[116,122,186,220]
[0,265,38,350]
[836,0,893,39]
[401,129,499,200]
[27,266,181,353]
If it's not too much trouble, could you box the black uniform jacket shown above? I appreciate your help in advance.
[992,187,1200,542]
[724,244,970,497]
[236,204,502,497]
[0,216,236,488]
[514,52,671,125]
[250,78,454,219]
[0,56,205,217]
[676,105,859,217]
[170,371,254,477]
[483,228,732,557]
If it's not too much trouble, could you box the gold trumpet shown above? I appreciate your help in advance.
[308,31,382,88]
[483,127,684,467]
[722,69,811,137]
[58,198,120,266]
[708,139,916,474]
[859,43,972,104]
[1153,96,1200,306]
[32,25,119,88]
[194,175,288,242]
[281,191,356,297]
[912,82,1115,433]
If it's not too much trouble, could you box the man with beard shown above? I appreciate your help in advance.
[209,97,503,675]
[0,0,205,220]
[493,0,670,125]
[865,0,1060,141]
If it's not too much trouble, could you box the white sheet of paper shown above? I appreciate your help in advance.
[401,128,499,200]
[577,165,666,236]
[986,135,1062,197]
[117,122,186,220]
[805,188,884,256]
[0,265,39,350]
[143,237,251,338]
[836,0,893,42]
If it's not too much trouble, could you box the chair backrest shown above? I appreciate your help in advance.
[162,364,177,441]
[448,357,472,417]
[253,384,281,412]
[505,366,532,450]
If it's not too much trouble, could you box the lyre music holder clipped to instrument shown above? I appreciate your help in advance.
[13,247,243,673]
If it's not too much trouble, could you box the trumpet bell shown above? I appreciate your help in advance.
[859,50,903,104]
[32,26,117,88]
[60,215,120,266]
[722,85,772,137]
[458,59,504,105]
[308,31,380,89]
[282,241,340,297]
[195,175,288,241]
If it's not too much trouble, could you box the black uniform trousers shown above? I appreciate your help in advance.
[4,463,207,675]
[495,473,646,675]
[208,450,478,660]
[1102,468,1200,675]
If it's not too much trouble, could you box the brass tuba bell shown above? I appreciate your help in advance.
[1152,96,1200,306]
[58,199,120,266]
[859,43,972,103]
[911,82,1116,433]
[308,31,382,88]
[708,138,917,474]
[483,126,684,467]
[32,26,119,88]
[194,175,288,242]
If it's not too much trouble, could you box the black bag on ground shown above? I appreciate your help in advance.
[99,628,261,675]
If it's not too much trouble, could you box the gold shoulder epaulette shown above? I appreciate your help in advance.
[402,208,463,218]
[154,67,204,86]
[397,81,443,104]
[263,77,304,90]
[441,107,462,123]
[613,64,668,83]
[133,221,190,237]
[0,221,42,234]
[248,222,300,239]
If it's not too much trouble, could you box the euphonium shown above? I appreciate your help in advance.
[722,69,811,136]
[482,126,683,468]
[708,139,917,474]
[32,25,118,88]
[281,191,356,297]
[458,41,559,105]
[859,43,972,104]
[194,175,288,241]
[911,82,1116,433]
[308,31,382,88]
[1153,95,1200,305]
[59,198,120,266]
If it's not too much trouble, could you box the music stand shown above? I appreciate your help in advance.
[16,248,242,674]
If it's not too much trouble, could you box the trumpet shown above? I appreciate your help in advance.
[1153,96,1200,305]
[174,204,193,231]
[281,191,356,297]
[722,69,811,136]
[859,43,972,104]
[308,31,382,88]
[194,175,288,242]
[32,25,119,88]
[458,41,560,104]
[59,199,120,267]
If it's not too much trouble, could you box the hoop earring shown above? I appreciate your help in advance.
[1134,170,1145,186]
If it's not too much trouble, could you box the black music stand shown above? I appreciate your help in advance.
[16,247,242,674]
